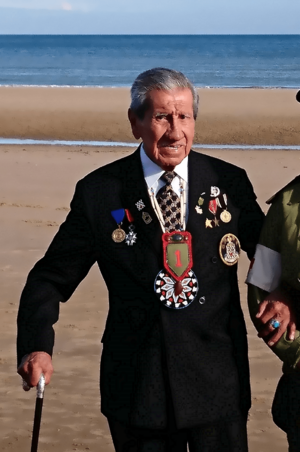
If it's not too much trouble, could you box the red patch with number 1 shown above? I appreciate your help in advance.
[162,231,193,282]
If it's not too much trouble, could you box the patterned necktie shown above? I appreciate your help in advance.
[156,171,181,232]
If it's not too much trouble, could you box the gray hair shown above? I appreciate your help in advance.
[130,67,199,120]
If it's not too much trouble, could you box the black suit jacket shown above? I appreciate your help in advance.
[17,149,264,429]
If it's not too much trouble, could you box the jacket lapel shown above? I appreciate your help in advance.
[120,147,162,256]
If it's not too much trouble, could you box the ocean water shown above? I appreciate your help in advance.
[0,35,300,88]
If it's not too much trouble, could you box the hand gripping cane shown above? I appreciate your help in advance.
[30,374,46,452]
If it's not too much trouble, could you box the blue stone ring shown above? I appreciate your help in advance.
[270,319,281,329]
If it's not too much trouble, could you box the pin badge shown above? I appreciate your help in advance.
[142,212,152,224]
[210,186,220,197]
[135,200,145,211]
[205,218,213,228]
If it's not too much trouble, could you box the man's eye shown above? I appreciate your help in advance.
[156,115,167,120]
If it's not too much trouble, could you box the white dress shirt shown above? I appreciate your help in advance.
[140,144,189,224]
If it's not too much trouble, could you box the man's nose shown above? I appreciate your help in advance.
[167,117,182,141]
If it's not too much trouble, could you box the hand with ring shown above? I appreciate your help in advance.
[256,287,297,347]
[269,319,281,329]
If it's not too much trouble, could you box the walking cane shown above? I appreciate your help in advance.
[29,374,46,452]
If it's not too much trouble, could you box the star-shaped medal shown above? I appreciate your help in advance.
[125,230,137,246]
[205,218,213,228]
[214,218,220,227]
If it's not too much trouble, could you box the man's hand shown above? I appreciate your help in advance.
[17,351,53,391]
[256,288,297,347]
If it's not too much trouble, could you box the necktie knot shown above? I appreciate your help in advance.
[161,171,176,186]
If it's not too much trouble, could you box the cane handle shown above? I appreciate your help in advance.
[36,374,45,399]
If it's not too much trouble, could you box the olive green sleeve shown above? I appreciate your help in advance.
[247,195,300,370]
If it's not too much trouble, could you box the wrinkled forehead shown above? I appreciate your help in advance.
[146,87,194,112]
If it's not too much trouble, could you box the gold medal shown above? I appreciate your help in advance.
[220,210,232,223]
[219,233,240,266]
[112,227,126,243]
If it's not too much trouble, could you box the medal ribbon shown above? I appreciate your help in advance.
[111,209,125,225]
[125,209,134,223]
[208,199,218,215]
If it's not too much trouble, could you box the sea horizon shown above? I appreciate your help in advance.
[1,35,300,88]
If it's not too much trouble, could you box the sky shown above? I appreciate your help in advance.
[0,0,299,34]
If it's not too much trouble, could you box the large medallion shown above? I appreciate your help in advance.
[155,269,199,309]
[219,233,241,266]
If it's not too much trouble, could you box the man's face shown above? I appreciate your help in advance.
[129,88,195,170]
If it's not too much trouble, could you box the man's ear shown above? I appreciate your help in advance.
[128,108,142,140]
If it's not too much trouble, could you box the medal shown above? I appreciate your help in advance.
[219,233,240,266]
[111,209,126,243]
[154,231,199,309]
[220,210,232,223]
[208,199,219,227]
[112,228,126,243]
[219,193,231,224]
[125,225,137,245]
[125,209,137,246]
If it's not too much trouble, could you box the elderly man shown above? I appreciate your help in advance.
[17,68,264,452]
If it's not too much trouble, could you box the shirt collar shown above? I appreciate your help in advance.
[140,143,188,189]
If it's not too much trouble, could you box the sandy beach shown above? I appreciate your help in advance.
[0,86,299,145]
[1,87,300,451]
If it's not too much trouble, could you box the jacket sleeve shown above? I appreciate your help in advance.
[235,169,265,260]
[247,197,300,370]
[228,169,265,416]
[17,180,97,366]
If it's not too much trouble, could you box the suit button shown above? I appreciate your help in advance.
[199,296,206,304]
[211,256,218,264]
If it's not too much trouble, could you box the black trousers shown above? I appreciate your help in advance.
[108,417,248,452]
[108,319,248,452]
[108,397,248,452]
[272,373,300,452]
